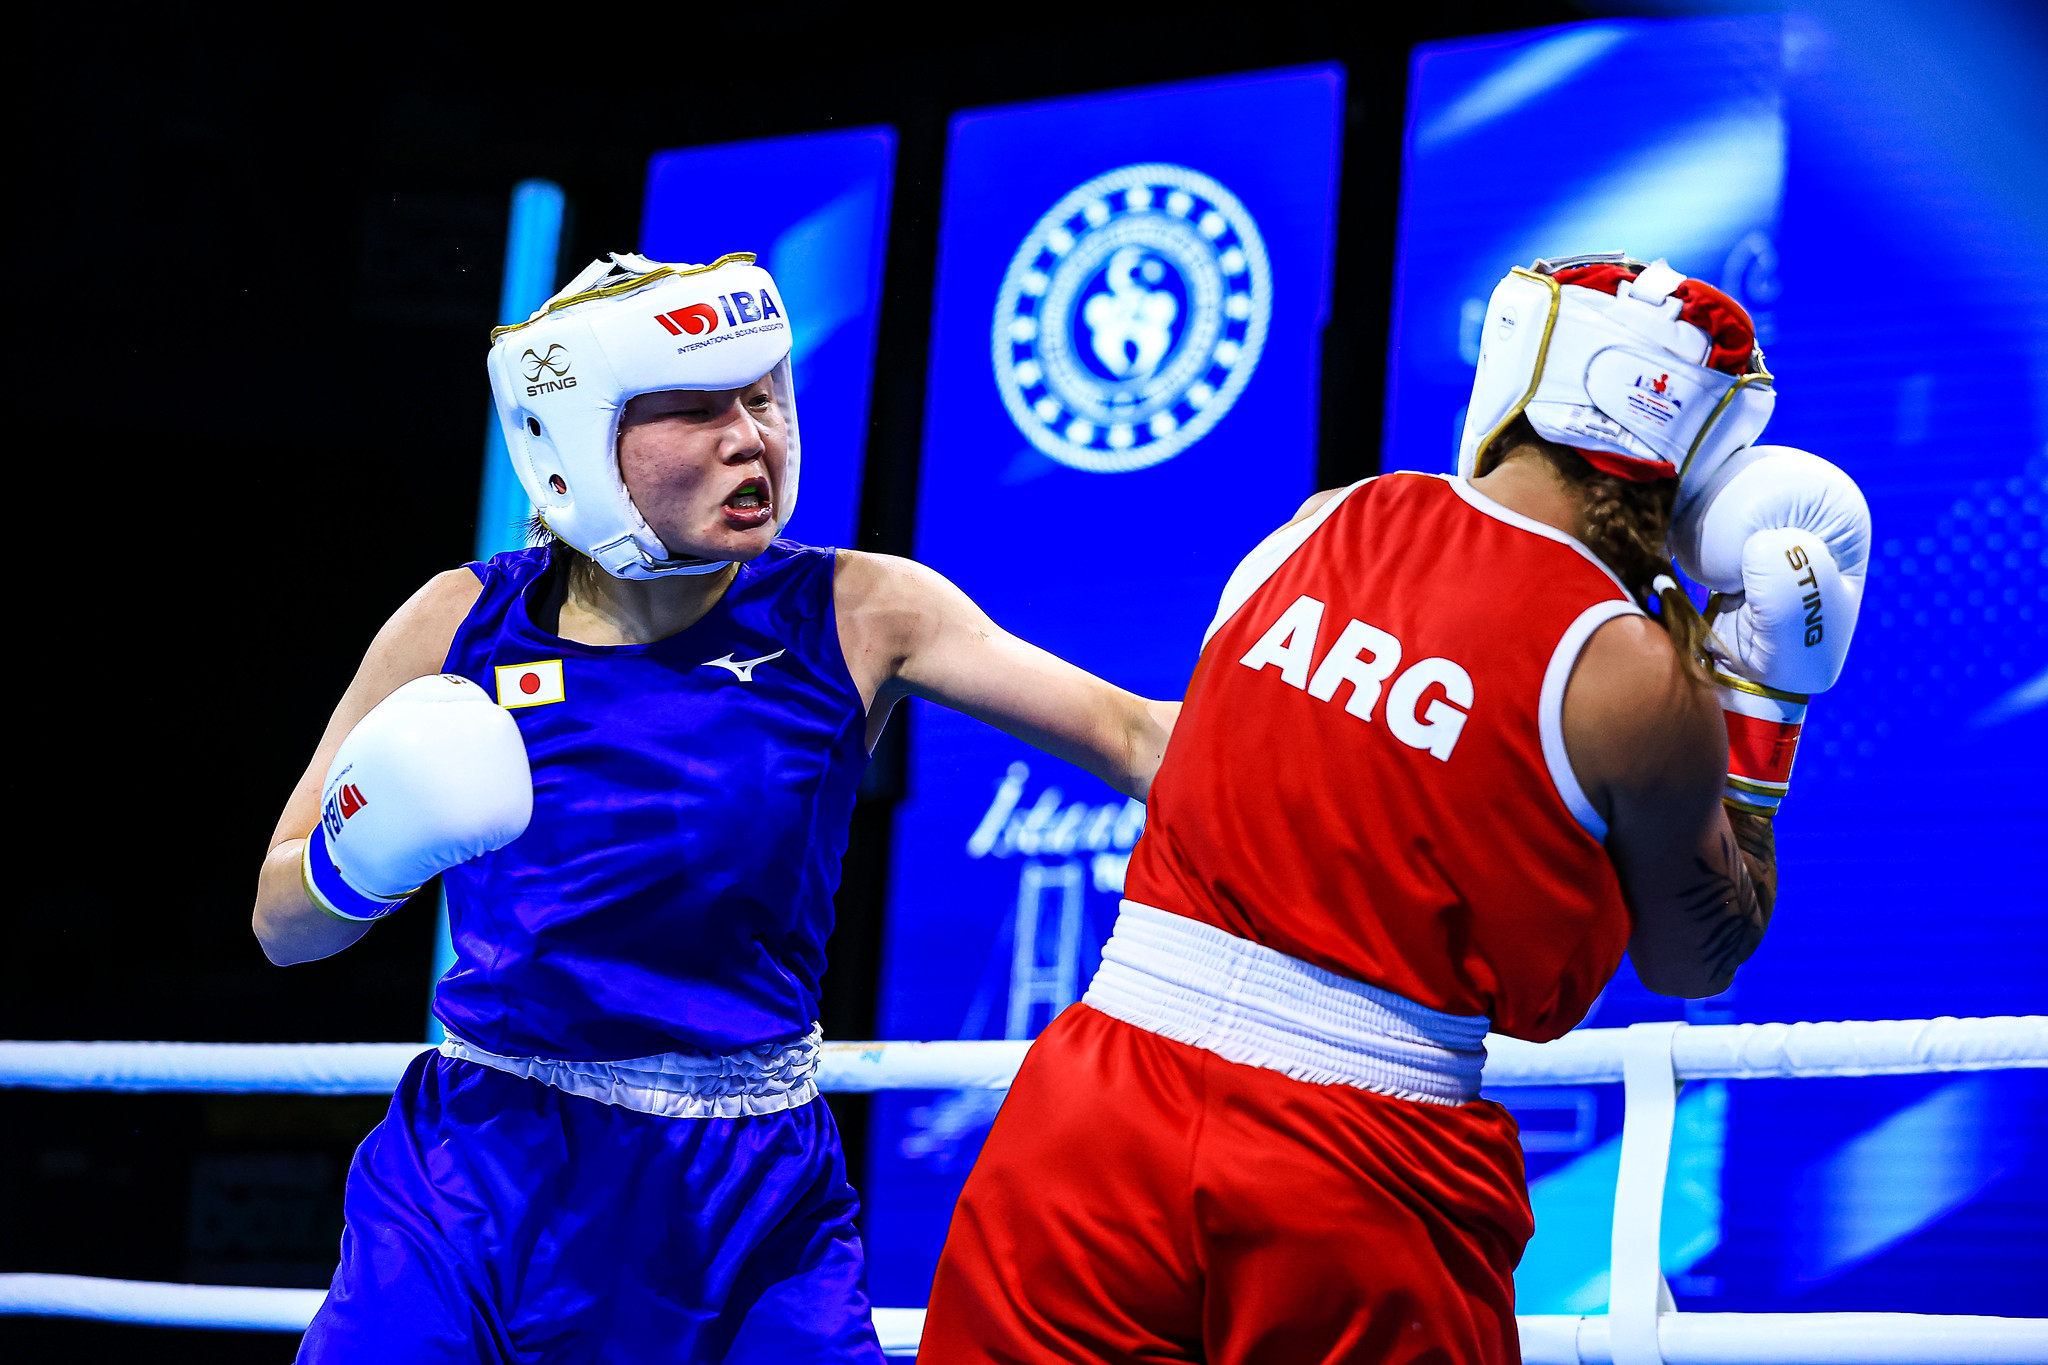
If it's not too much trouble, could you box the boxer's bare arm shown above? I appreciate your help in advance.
[253,569,483,965]
[834,551,1177,799]
[1565,615,1777,997]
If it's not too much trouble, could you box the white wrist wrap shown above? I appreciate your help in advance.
[302,824,412,922]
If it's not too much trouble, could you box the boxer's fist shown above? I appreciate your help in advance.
[1714,527,1860,695]
[1672,445,1871,694]
[1671,447,1872,816]
[302,674,533,921]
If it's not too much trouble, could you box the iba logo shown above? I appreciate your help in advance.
[320,780,369,841]
[993,162,1273,473]
[523,345,577,397]
[653,290,784,338]
[655,303,721,336]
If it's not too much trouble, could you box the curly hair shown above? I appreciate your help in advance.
[1478,416,1717,682]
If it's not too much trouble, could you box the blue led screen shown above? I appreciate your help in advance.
[1390,16,2046,1315]
[866,67,1343,1305]
[642,128,896,553]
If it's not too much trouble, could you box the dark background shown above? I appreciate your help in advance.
[6,3,1593,1357]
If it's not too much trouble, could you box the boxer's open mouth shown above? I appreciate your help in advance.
[722,478,773,528]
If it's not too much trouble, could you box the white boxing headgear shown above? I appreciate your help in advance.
[1456,253,1775,519]
[486,251,799,580]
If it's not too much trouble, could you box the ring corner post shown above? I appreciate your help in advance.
[1611,1019,1684,1365]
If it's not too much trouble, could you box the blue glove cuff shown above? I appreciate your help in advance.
[302,824,412,922]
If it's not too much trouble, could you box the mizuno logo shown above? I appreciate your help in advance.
[702,650,786,682]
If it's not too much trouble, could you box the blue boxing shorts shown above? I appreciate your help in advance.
[297,1049,883,1364]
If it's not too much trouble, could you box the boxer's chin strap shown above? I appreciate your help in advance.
[587,534,738,581]
[640,557,739,579]
[539,515,740,581]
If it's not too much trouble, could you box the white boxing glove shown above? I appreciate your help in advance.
[302,674,533,921]
[1670,446,1873,816]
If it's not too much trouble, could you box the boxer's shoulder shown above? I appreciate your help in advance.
[1575,612,1699,702]
[829,549,950,667]
[431,563,494,603]
[829,548,952,617]
[1565,612,1722,810]
[354,567,490,698]
[407,565,490,636]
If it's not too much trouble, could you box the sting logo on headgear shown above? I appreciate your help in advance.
[522,345,577,397]
[655,303,721,337]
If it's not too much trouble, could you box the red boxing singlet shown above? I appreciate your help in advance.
[1125,473,1643,1042]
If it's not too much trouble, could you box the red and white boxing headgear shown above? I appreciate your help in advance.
[1456,253,1774,515]
[486,251,799,580]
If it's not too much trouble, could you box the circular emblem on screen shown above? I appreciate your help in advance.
[992,163,1272,473]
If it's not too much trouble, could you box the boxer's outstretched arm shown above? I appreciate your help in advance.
[253,569,482,965]
[1564,615,1778,998]
[834,551,1177,799]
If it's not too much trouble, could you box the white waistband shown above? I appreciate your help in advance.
[1082,902,1490,1106]
[439,1025,821,1119]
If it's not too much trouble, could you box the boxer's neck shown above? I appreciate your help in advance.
[1467,445,1590,545]
[548,559,740,647]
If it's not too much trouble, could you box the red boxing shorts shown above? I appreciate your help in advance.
[920,1005,1532,1364]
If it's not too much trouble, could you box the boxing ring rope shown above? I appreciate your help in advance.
[4,1018,2045,1364]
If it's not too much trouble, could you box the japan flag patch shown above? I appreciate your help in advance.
[495,659,565,709]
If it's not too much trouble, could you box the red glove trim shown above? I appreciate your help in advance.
[1726,710,1802,789]
[1714,671,1809,817]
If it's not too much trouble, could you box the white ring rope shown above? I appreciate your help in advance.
[1,1275,2039,1365]
[2,1018,2039,1094]
[0,1038,1037,1095]
[4,1017,2045,1364]
[0,1276,327,1333]
[1489,1015,2048,1085]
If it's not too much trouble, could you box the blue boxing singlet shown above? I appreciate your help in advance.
[301,542,885,1365]
[433,541,869,1061]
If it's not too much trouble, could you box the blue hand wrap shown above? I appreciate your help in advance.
[302,824,412,922]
